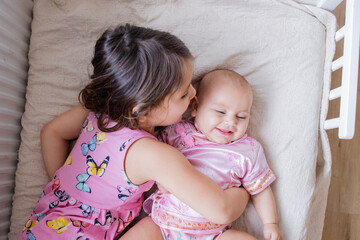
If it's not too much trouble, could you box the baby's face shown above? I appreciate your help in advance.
[193,78,252,144]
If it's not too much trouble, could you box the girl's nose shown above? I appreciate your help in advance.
[189,84,196,100]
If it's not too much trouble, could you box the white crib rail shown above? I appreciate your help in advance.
[323,0,360,139]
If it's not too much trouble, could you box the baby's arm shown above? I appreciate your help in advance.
[41,104,89,178]
[251,186,281,240]
[126,138,250,225]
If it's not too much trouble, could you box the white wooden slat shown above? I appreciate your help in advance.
[0,91,26,110]
[317,0,343,10]
[0,1,33,239]
[338,0,360,139]
[295,0,341,10]
[329,86,342,100]
[331,56,344,72]
[0,4,32,41]
[0,67,28,93]
[0,166,16,182]
[0,42,29,69]
[1,0,32,23]
[0,154,18,173]
[335,25,346,42]
[0,123,23,141]
[0,194,14,209]
[0,138,20,154]
[324,117,340,130]
[293,0,343,10]
[325,0,360,139]
[0,107,24,122]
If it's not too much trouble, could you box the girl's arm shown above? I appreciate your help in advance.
[126,138,250,225]
[41,104,89,178]
[251,187,281,240]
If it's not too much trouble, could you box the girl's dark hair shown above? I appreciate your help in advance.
[79,24,193,132]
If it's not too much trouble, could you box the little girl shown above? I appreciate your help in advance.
[124,69,281,240]
[18,25,249,240]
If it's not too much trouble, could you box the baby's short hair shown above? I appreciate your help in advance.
[195,69,250,96]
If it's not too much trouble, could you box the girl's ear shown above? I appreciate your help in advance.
[132,105,146,123]
[190,96,199,117]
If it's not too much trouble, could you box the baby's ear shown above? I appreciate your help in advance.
[190,96,199,117]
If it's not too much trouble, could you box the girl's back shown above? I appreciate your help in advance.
[56,112,155,210]
[19,112,155,239]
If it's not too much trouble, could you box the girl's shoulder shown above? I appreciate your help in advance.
[125,132,185,184]
[83,111,156,139]
[128,133,184,167]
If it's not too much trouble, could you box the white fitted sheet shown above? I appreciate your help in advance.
[9,1,336,239]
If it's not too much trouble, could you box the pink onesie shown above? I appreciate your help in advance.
[19,112,155,240]
[144,120,276,240]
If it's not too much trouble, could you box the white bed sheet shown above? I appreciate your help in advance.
[9,1,336,239]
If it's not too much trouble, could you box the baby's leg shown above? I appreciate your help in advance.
[119,216,163,240]
[219,229,257,240]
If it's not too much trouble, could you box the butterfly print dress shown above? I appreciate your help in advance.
[19,112,155,240]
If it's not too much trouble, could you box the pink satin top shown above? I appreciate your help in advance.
[145,120,276,234]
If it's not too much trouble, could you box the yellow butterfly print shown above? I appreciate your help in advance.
[96,132,107,144]
[23,219,38,232]
[86,155,110,177]
[63,155,72,166]
[46,216,71,234]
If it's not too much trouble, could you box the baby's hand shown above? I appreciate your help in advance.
[263,223,281,240]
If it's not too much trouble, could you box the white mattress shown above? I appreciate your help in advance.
[9,0,336,239]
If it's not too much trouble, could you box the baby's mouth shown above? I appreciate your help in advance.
[216,128,233,136]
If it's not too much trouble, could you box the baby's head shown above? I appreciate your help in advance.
[191,69,252,144]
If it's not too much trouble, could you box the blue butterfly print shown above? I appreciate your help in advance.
[39,191,45,200]
[119,137,134,151]
[26,232,36,240]
[49,189,69,209]
[117,185,130,201]
[121,170,139,189]
[79,203,97,217]
[177,232,183,240]
[76,173,91,193]
[81,134,97,156]
[36,213,47,222]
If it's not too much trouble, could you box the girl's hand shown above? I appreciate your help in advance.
[263,223,281,240]
[41,104,89,178]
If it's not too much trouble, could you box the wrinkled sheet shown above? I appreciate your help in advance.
[9,1,335,239]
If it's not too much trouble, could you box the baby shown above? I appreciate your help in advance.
[144,69,281,240]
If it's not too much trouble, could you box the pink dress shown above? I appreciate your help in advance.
[19,112,155,240]
[144,120,276,240]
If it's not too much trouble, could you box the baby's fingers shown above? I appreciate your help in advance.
[264,231,272,240]
[263,224,281,240]
[269,232,281,240]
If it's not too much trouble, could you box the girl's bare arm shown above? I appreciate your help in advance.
[41,104,89,178]
[126,138,250,225]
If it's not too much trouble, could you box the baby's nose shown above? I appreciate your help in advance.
[225,116,236,126]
